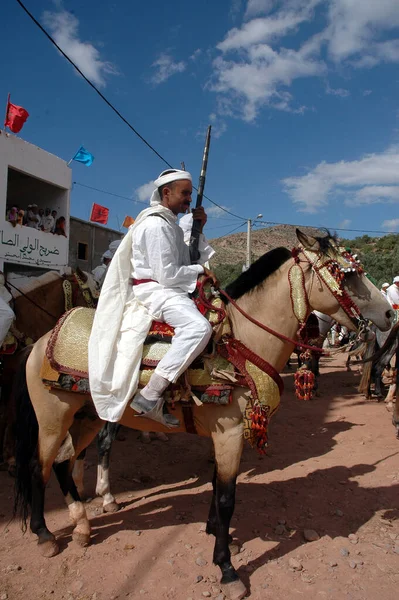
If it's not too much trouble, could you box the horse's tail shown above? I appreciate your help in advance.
[13,346,38,531]
[363,322,399,365]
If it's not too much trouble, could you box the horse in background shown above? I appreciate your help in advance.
[364,322,399,437]
[0,268,99,470]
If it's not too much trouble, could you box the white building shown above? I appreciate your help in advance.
[0,130,71,273]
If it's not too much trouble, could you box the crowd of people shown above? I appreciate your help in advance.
[6,204,67,236]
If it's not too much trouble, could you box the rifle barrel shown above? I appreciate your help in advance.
[190,125,212,263]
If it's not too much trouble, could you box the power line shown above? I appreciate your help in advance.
[15,0,248,222]
[73,181,242,221]
[221,222,247,237]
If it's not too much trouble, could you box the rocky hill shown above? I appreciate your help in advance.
[209,225,399,288]
[209,224,326,286]
[209,224,326,266]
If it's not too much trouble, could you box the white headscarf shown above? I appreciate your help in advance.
[150,169,192,206]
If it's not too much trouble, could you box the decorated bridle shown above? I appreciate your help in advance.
[215,241,369,353]
[289,243,368,343]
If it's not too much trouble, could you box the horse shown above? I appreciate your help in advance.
[0,268,99,469]
[12,231,393,600]
[362,322,399,437]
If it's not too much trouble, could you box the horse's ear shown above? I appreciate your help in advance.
[296,228,320,251]
[76,266,88,283]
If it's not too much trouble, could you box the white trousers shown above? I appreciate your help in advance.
[0,297,15,347]
[154,295,213,383]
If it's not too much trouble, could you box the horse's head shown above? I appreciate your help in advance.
[63,269,100,309]
[296,229,394,332]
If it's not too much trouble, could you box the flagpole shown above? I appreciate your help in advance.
[4,93,10,129]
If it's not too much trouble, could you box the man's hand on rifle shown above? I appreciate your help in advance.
[192,207,207,232]
[203,267,219,288]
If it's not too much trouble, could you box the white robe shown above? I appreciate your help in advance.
[91,264,107,288]
[387,284,399,308]
[88,206,211,422]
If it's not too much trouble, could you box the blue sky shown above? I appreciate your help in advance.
[2,0,399,238]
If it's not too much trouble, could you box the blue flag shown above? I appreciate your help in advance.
[72,146,94,166]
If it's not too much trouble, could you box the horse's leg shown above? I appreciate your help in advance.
[95,422,120,513]
[206,467,234,545]
[211,427,246,600]
[393,348,399,439]
[53,459,91,547]
[29,458,60,557]
[374,365,385,400]
[72,448,86,499]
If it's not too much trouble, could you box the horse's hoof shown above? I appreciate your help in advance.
[72,531,90,547]
[39,539,60,557]
[221,579,248,600]
[103,501,119,513]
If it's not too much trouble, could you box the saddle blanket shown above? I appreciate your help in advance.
[41,306,235,405]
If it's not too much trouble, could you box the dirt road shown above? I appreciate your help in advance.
[1,353,399,600]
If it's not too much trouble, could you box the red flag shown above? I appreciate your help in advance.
[90,203,109,225]
[4,99,29,133]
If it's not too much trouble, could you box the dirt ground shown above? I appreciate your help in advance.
[1,352,399,600]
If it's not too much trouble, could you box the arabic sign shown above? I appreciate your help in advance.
[0,221,68,267]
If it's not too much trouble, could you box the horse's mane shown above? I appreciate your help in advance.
[225,230,338,301]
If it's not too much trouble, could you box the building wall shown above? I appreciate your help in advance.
[69,217,123,272]
[0,130,71,271]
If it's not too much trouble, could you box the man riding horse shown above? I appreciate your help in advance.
[89,169,218,428]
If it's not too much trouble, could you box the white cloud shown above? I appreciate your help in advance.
[189,49,202,61]
[134,181,155,203]
[206,204,232,217]
[245,0,275,19]
[282,147,399,212]
[210,0,399,121]
[150,53,186,85]
[229,0,243,20]
[326,0,399,63]
[353,185,399,205]
[382,219,399,232]
[211,45,324,121]
[209,113,228,138]
[339,219,351,229]
[326,83,350,97]
[363,89,372,96]
[42,10,118,87]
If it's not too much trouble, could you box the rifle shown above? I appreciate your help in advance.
[189,125,212,263]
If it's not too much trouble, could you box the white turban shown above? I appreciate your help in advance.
[150,169,192,206]
[102,239,122,261]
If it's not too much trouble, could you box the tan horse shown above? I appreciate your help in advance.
[13,231,393,600]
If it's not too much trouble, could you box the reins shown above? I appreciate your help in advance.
[6,281,59,320]
[218,287,324,353]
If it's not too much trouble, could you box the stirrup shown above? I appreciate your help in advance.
[130,393,180,428]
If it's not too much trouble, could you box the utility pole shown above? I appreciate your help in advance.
[246,219,252,271]
[244,213,263,271]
